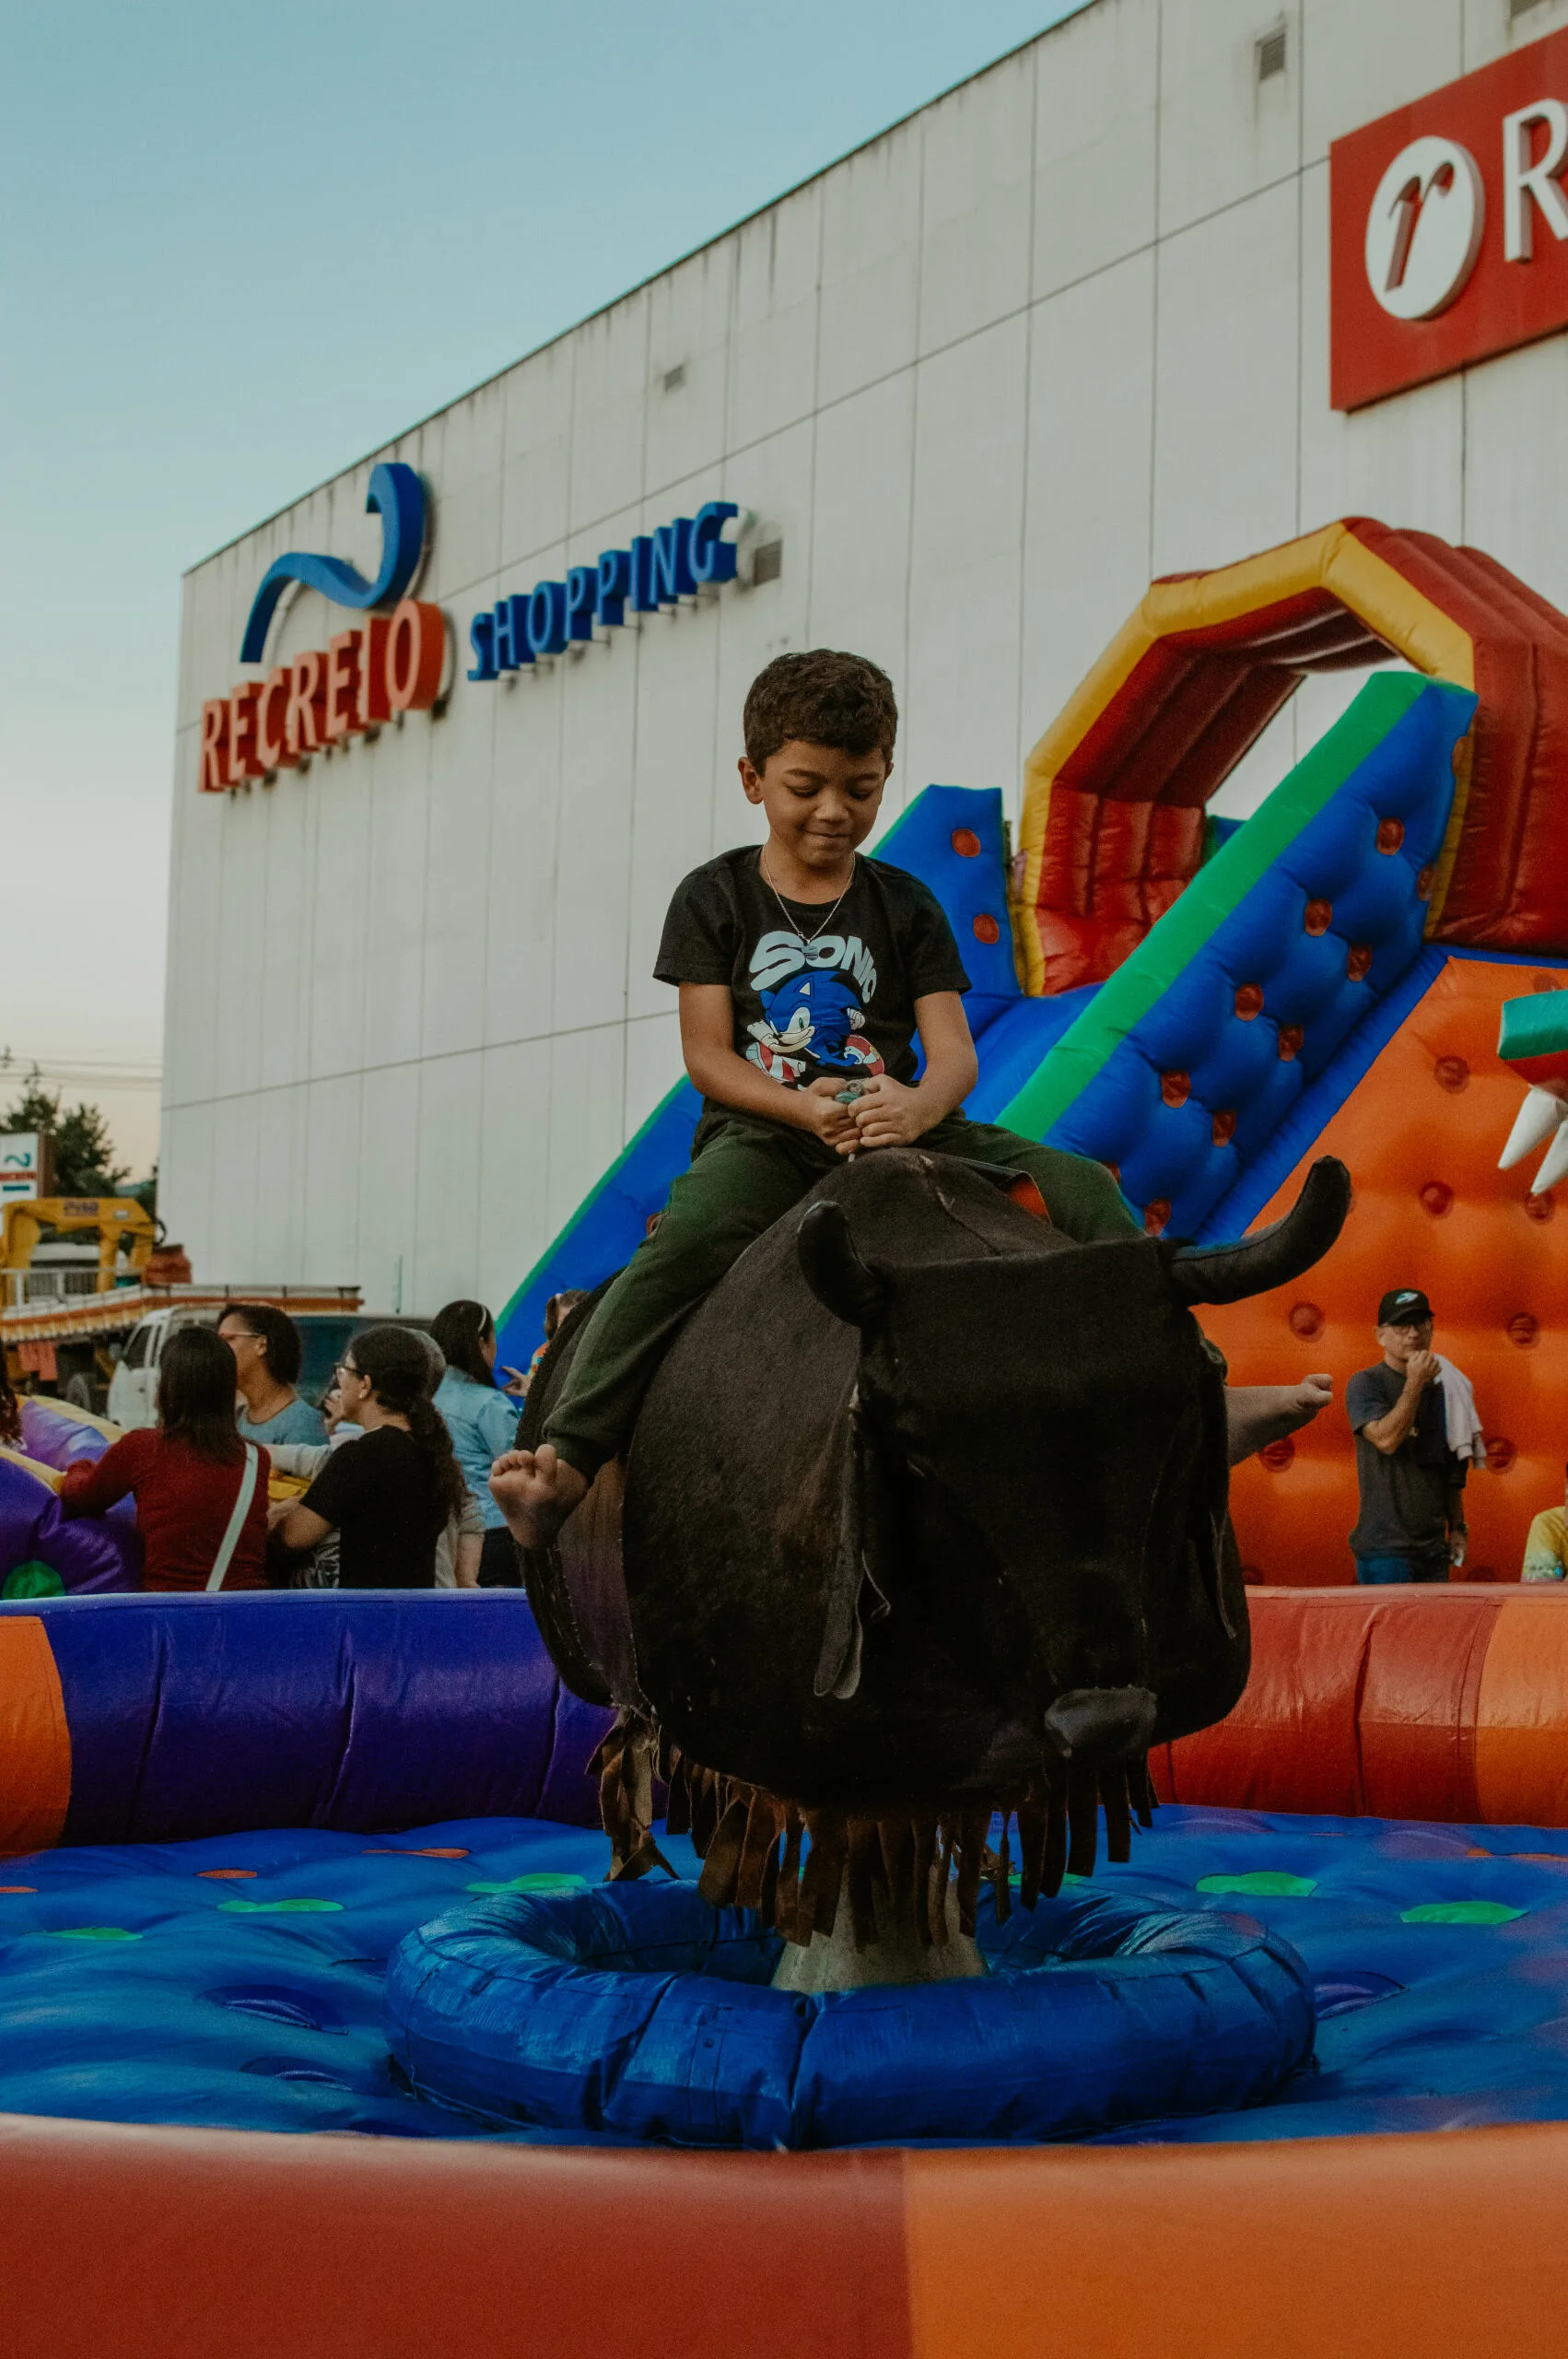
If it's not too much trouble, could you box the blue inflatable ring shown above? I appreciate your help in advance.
[385,1877,1314,2147]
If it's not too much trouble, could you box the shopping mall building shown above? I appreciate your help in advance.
[163,0,1568,1313]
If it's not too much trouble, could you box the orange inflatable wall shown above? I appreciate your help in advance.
[7,1586,1568,2356]
[6,2107,1568,2359]
[1202,955,1568,1585]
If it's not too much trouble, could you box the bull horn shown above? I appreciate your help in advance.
[1501,1085,1567,1170]
[799,1201,884,1327]
[1165,1156,1352,1306]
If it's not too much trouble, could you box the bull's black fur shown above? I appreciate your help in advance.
[520,1146,1347,1942]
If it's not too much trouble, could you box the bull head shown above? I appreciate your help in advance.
[800,1155,1352,1320]
[795,1156,1350,1767]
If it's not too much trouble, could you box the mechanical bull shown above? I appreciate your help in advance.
[518,1145,1349,1949]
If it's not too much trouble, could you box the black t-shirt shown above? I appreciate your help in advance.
[655,849,970,1120]
[301,1426,446,1590]
[1345,1362,1460,1559]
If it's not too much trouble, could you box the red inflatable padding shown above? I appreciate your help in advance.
[1394,530,1568,953]
[1034,792,1203,987]
[1153,1587,1568,1825]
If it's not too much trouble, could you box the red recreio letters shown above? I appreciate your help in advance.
[1331,27,1568,410]
[199,600,446,792]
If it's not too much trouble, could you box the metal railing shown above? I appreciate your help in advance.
[1,1267,113,1309]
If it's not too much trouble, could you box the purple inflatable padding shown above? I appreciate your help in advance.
[0,1458,141,1592]
[18,1399,116,1473]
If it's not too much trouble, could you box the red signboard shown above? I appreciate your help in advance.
[1331,28,1568,410]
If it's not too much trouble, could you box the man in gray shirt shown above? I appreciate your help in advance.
[1345,1287,1468,1584]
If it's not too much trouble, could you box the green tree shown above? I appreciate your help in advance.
[1,1072,130,1196]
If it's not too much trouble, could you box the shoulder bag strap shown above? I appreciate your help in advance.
[207,1444,260,1592]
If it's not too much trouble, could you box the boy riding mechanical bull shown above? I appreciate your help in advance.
[497,651,1331,1545]
[491,652,1344,1946]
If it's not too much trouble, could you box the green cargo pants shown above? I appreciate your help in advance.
[542,1110,1141,1481]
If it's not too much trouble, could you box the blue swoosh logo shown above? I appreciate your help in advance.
[239,462,426,663]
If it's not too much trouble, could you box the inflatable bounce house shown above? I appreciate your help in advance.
[497,517,1568,1595]
[8,519,1568,2359]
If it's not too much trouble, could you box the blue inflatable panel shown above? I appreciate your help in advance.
[493,1079,703,1379]
[874,784,1019,1004]
[963,988,1098,1121]
[1193,944,1447,1242]
[0,1592,608,1844]
[1197,942,1568,1240]
[386,1877,1313,2147]
[1031,679,1473,1235]
[0,1817,612,2138]
[6,1807,1568,2142]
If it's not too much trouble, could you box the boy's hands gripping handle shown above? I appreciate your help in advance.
[799,1074,860,1149]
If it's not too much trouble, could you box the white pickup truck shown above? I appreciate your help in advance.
[6,1282,363,1418]
[106,1300,406,1428]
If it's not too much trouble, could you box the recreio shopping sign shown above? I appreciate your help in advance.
[1331,26,1568,410]
[200,460,748,792]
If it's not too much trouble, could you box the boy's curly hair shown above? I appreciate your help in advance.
[743,650,897,770]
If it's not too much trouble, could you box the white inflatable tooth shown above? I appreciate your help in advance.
[1500,1086,1567,1169]
[1532,1120,1568,1196]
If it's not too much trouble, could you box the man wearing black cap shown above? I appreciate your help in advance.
[1345,1288,1468,1583]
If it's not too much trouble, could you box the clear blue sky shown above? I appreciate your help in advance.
[1,0,1081,1175]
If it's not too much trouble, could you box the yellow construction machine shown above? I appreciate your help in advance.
[3,1197,162,1408]
[1,1196,158,1293]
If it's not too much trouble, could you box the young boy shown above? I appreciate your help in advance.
[492,647,1147,1550]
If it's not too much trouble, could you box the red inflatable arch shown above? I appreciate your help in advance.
[1013,519,1568,994]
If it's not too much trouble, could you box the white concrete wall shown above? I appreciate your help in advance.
[162,0,1568,1314]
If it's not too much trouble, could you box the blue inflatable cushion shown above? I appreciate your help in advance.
[385,1875,1314,2148]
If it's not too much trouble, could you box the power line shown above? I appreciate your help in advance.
[0,1050,162,1094]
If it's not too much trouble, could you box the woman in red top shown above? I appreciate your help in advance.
[60,1327,271,1591]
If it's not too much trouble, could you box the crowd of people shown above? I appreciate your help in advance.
[0,1257,1562,1591]
[0,1272,1562,1589]
[33,1297,559,1594]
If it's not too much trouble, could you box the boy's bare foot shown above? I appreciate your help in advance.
[1224,1376,1333,1467]
[489,1443,591,1549]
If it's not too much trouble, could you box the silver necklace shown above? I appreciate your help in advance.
[758,846,856,946]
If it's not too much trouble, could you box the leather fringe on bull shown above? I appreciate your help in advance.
[589,1708,1156,1945]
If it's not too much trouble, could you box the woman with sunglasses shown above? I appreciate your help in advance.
[268,1325,465,1588]
[216,1305,325,1446]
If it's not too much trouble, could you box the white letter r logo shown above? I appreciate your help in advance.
[1364,135,1485,320]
